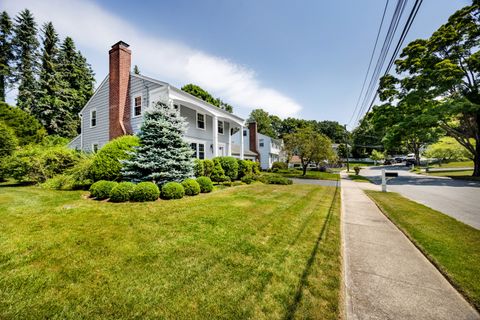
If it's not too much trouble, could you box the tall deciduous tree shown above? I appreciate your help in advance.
[0,11,13,102]
[181,83,233,113]
[247,108,278,138]
[381,3,480,175]
[12,9,39,113]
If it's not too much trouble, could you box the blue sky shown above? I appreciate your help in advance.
[3,0,470,128]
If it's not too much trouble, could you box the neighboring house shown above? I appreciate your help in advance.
[69,41,246,160]
[231,122,284,169]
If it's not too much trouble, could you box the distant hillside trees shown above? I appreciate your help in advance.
[0,9,95,138]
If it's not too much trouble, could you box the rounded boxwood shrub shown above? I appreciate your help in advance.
[237,159,253,178]
[196,176,213,193]
[271,161,287,171]
[182,178,201,196]
[109,182,136,202]
[193,159,204,177]
[161,182,185,200]
[90,135,139,182]
[131,182,160,202]
[89,180,118,200]
[203,159,214,177]
[241,174,254,184]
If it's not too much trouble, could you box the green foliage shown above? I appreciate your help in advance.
[90,135,139,181]
[12,9,39,113]
[203,159,214,177]
[370,150,385,162]
[353,166,361,175]
[89,180,118,200]
[193,159,204,177]
[237,159,253,178]
[109,182,135,203]
[181,83,233,113]
[4,143,78,183]
[263,174,293,185]
[0,11,14,101]
[210,158,227,182]
[424,137,471,162]
[196,176,213,193]
[247,109,277,138]
[131,182,160,202]
[0,121,17,158]
[0,102,45,146]
[122,101,193,184]
[241,174,254,184]
[181,178,201,196]
[271,161,287,171]
[215,156,238,180]
[252,161,261,175]
[160,182,185,200]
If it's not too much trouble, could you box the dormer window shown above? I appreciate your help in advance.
[90,109,97,127]
[134,96,142,116]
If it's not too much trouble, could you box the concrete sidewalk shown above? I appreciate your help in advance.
[341,174,479,320]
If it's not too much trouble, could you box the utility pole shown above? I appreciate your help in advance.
[344,125,350,172]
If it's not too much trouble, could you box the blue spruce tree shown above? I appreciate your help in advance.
[122,94,194,185]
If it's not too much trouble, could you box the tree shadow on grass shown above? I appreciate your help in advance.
[284,182,339,320]
[0,180,35,188]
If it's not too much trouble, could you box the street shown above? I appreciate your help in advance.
[359,165,480,230]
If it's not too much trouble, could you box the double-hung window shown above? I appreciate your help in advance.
[134,96,142,117]
[259,139,264,147]
[197,113,205,129]
[218,120,224,134]
[190,142,205,159]
[90,109,97,127]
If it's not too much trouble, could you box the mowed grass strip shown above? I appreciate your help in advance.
[0,183,341,319]
[275,170,340,181]
[365,191,480,310]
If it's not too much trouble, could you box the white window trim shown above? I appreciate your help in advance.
[89,109,97,128]
[132,93,143,118]
[189,141,206,159]
[196,111,206,130]
[218,120,225,135]
[91,142,99,153]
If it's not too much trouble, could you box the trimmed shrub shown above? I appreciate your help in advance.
[354,166,361,175]
[241,174,254,184]
[211,158,226,182]
[196,176,213,193]
[131,182,160,202]
[216,156,239,180]
[109,182,136,202]
[182,178,201,196]
[161,182,185,200]
[271,161,287,171]
[237,159,253,178]
[265,174,293,185]
[90,180,118,200]
[252,161,261,174]
[193,159,204,177]
[203,159,214,177]
[90,135,139,182]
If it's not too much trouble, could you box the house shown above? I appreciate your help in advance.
[231,122,284,169]
[69,41,246,160]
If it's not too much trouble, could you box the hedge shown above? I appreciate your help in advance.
[109,182,136,202]
[161,182,185,200]
[131,182,160,202]
[182,178,201,196]
[196,176,213,193]
[90,180,118,200]
[215,156,239,180]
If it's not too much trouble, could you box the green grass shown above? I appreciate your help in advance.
[348,174,371,183]
[274,169,340,181]
[426,170,474,177]
[0,184,341,319]
[429,161,473,168]
[365,191,480,310]
[346,162,371,167]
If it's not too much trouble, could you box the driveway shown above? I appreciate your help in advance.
[359,165,480,229]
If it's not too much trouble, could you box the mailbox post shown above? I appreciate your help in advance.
[381,170,398,192]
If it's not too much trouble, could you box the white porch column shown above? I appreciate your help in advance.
[228,125,232,156]
[213,115,218,157]
[239,125,244,160]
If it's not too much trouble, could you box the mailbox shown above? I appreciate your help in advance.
[385,172,398,178]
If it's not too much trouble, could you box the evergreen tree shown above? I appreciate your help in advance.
[0,11,14,102]
[12,9,39,113]
[58,37,94,132]
[122,96,194,185]
[133,65,141,75]
[36,22,73,136]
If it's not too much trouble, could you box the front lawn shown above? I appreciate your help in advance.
[348,174,371,183]
[429,160,473,168]
[274,169,339,181]
[0,184,341,319]
[365,191,480,310]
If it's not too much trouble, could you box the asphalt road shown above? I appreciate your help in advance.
[359,165,480,230]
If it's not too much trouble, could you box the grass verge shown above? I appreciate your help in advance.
[348,174,371,183]
[365,190,480,311]
[274,170,339,181]
[0,184,341,319]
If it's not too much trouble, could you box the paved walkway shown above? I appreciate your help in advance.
[341,174,479,320]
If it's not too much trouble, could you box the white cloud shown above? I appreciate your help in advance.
[3,0,302,118]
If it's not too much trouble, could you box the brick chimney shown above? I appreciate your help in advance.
[109,41,132,139]
[249,122,259,159]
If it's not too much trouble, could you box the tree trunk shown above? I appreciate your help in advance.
[474,139,480,177]
[302,163,308,176]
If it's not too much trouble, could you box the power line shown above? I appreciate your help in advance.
[348,0,390,126]
[364,0,424,114]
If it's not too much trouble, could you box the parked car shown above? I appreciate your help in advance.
[394,157,404,163]
[405,153,416,166]
[384,159,393,165]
